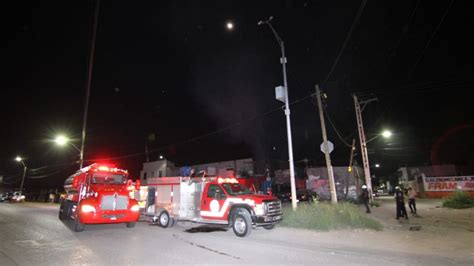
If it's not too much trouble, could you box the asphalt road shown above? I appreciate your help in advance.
[0,202,472,265]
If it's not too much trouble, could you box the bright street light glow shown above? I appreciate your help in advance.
[159,155,164,159]
[382,130,392,138]
[375,164,380,168]
[15,156,22,162]
[55,135,69,146]
[226,22,234,30]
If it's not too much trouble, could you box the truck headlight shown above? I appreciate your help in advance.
[130,205,140,212]
[254,203,265,215]
[81,204,96,213]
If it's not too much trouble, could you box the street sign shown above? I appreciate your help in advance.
[320,140,334,154]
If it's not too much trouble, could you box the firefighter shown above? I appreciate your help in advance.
[361,185,371,213]
[395,186,408,220]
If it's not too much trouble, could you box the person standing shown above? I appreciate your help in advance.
[395,186,408,220]
[361,185,371,213]
[408,187,417,215]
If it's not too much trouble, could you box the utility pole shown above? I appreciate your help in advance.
[353,94,377,200]
[79,0,101,169]
[347,139,356,197]
[315,85,337,203]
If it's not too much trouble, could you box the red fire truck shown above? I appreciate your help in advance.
[59,163,141,232]
[145,176,282,237]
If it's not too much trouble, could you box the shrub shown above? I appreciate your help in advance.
[279,202,382,231]
[442,190,474,209]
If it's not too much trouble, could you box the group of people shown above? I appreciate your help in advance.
[395,186,417,220]
[360,185,418,220]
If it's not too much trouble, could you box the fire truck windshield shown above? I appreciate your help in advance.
[222,183,252,196]
[91,173,127,185]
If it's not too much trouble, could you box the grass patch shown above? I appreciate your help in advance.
[279,202,382,231]
[442,190,474,209]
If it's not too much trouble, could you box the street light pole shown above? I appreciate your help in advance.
[259,16,298,210]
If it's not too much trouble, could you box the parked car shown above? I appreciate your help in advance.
[275,190,291,203]
[296,189,318,202]
[0,192,8,202]
[10,191,25,202]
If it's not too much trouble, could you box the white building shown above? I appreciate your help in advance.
[139,158,255,184]
[140,160,178,184]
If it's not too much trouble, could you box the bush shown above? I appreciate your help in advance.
[442,190,474,209]
[279,202,382,231]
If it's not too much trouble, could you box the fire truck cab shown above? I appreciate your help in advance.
[59,163,141,232]
[146,176,282,237]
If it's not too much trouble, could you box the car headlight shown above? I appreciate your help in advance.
[130,205,140,212]
[81,204,96,213]
[254,203,265,215]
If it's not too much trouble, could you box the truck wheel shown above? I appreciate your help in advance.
[126,222,136,228]
[158,210,171,228]
[58,200,65,220]
[74,216,84,232]
[263,224,275,230]
[232,209,252,237]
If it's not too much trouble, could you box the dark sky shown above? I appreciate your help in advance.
[1,0,473,188]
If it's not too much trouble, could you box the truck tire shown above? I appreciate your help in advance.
[158,210,171,228]
[74,216,84,232]
[232,209,252,237]
[126,222,136,228]
[263,224,275,230]
[58,200,65,220]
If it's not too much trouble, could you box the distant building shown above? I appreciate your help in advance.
[140,160,178,184]
[397,165,474,197]
[139,158,257,184]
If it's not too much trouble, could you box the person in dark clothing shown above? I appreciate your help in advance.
[395,186,408,220]
[361,185,371,213]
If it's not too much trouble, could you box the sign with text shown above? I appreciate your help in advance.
[423,176,474,191]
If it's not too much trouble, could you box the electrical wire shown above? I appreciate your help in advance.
[409,0,456,77]
[322,0,367,85]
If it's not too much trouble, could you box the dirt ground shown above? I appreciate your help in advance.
[350,196,474,258]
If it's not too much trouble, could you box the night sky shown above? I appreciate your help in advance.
[2,0,473,189]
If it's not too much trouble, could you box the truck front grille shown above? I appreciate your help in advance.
[266,200,282,215]
[100,195,128,210]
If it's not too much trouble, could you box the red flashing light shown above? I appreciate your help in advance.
[97,166,110,172]
[217,177,239,184]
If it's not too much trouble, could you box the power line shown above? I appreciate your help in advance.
[322,0,367,85]
[409,0,456,77]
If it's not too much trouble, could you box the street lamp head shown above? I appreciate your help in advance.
[226,22,234,30]
[375,164,380,168]
[382,130,392,138]
[257,16,273,26]
[159,155,164,160]
[15,156,22,162]
[55,135,69,146]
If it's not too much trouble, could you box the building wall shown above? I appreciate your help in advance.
[190,158,254,178]
[140,160,178,184]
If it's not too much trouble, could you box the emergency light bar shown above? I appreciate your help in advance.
[217,177,239,184]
